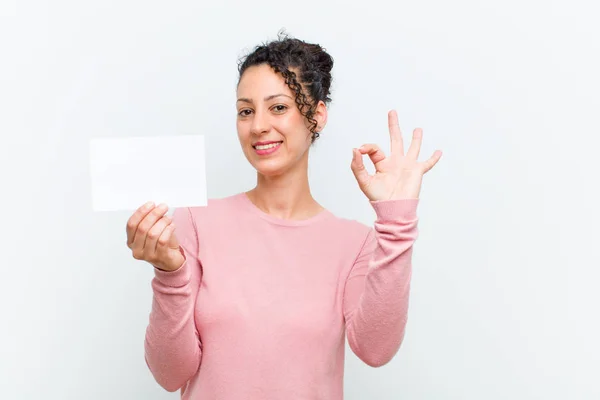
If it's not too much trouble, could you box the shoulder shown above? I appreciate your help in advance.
[186,193,242,218]
[173,192,248,231]
[323,212,374,248]
[170,193,246,242]
[314,212,376,272]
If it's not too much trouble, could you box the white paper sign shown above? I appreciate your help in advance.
[89,134,207,212]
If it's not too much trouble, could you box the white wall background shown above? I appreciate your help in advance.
[1,0,599,399]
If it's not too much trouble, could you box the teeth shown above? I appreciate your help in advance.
[255,142,281,150]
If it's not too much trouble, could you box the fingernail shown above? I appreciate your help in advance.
[144,201,154,209]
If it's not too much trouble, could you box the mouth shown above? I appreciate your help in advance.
[252,141,283,150]
[252,141,283,155]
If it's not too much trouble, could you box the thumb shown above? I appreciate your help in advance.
[167,223,181,251]
[350,148,370,189]
[167,224,188,268]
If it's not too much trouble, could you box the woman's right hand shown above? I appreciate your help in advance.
[126,202,185,272]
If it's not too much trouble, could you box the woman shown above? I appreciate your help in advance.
[126,33,442,399]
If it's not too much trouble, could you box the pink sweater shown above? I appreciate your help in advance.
[144,192,419,399]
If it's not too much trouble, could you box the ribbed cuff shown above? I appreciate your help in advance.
[370,198,419,222]
[153,259,191,287]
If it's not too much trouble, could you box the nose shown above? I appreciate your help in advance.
[250,108,270,136]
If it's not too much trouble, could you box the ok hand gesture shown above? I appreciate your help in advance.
[351,110,442,201]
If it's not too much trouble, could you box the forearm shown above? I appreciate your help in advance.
[345,199,418,367]
[346,242,413,367]
[144,260,202,392]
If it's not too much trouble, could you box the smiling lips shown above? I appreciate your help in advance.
[253,141,283,155]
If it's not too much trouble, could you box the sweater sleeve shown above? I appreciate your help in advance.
[144,207,203,392]
[343,198,419,367]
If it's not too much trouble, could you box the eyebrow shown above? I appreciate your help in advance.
[236,93,293,104]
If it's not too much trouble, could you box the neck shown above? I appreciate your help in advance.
[246,158,323,221]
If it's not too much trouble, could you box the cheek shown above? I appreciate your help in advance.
[277,115,310,144]
[236,121,249,141]
[285,132,312,157]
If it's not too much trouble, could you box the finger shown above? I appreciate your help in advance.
[406,128,423,160]
[126,201,155,247]
[158,223,186,270]
[131,203,169,253]
[350,148,370,188]
[159,222,180,251]
[358,143,386,168]
[388,110,404,156]
[156,222,181,260]
[422,150,442,173]
[144,215,172,258]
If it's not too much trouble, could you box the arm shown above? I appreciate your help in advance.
[343,198,418,367]
[144,207,203,392]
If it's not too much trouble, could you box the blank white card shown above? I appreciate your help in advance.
[89,134,207,212]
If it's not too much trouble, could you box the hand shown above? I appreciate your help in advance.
[126,202,185,272]
[350,110,442,201]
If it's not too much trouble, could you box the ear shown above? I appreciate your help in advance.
[314,100,328,132]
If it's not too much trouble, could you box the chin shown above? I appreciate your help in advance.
[251,158,290,177]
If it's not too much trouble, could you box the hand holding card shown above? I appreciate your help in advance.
[125,201,185,272]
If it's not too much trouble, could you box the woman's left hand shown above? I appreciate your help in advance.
[351,110,442,201]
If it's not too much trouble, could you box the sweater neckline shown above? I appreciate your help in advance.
[236,192,334,227]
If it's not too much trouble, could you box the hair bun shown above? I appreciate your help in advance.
[307,44,334,75]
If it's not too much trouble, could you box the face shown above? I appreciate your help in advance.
[236,64,327,177]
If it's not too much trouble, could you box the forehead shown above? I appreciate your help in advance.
[237,64,294,97]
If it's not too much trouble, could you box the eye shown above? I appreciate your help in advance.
[272,104,288,113]
[238,109,252,117]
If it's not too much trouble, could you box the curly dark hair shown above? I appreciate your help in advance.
[237,30,334,143]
